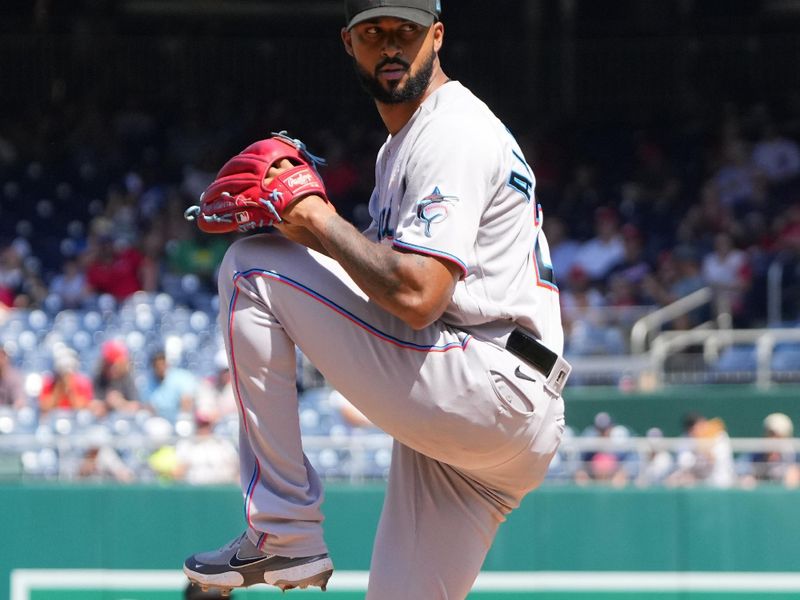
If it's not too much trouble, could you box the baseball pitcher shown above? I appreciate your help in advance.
[183,1,570,597]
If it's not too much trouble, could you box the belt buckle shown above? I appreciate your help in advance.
[544,355,572,396]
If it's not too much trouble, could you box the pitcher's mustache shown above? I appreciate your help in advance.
[376,57,410,70]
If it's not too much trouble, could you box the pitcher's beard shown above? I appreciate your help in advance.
[353,52,436,104]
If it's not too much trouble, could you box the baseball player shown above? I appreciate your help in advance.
[182,0,570,598]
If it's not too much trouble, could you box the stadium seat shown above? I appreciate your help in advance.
[713,345,757,370]
[771,343,800,381]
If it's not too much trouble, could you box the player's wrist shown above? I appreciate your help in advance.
[289,195,335,230]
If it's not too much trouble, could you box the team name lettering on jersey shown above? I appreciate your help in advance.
[377,206,394,241]
[508,149,534,201]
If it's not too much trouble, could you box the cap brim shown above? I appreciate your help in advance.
[347,7,435,29]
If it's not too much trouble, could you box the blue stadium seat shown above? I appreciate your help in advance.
[190,310,211,333]
[713,344,757,373]
[42,293,64,315]
[771,344,800,381]
[27,309,50,333]
[299,407,323,435]
[772,343,800,368]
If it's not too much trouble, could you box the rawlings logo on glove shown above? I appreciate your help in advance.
[184,131,328,234]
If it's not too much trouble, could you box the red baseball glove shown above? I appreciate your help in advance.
[184,131,328,233]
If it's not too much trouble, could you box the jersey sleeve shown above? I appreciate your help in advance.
[392,119,496,277]
[362,188,380,242]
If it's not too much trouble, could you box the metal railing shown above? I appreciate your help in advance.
[648,327,800,389]
[1,432,797,486]
[630,287,720,355]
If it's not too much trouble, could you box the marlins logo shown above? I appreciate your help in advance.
[416,187,458,237]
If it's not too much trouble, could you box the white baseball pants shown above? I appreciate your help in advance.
[217,234,565,599]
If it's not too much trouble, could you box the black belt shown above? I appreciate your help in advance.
[505,327,558,377]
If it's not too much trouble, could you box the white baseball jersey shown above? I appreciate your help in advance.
[365,81,564,353]
[213,81,567,600]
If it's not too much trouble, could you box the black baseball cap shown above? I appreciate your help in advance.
[344,0,442,30]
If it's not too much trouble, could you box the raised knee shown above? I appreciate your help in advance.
[217,234,308,292]
[218,235,269,291]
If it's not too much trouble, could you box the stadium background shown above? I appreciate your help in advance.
[2,1,800,598]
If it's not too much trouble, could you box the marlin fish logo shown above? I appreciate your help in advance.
[416,187,458,237]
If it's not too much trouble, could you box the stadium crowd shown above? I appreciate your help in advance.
[1,88,800,486]
[2,96,800,341]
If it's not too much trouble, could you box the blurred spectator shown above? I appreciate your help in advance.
[714,138,763,213]
[606,225,653,306]
[643,245,707,329]
[635,427,675,487]
[624,134,681,234]
[772,204,800,320]
[0,243,24,307]
[668,412,736,488]
[574,412,630,487]
[172,409,239,485]
[0,343,26,409]
[560,163,603,239]
[77,426,135,483]
[702,231,753,323]
[48,257,89,309]
[143,351,198,422]
[83,227,147,302]
[165,227,229,291]
[542,216,581,283]
[752,122,800,188]
[137,230,166,293]
[195,350,237,423]
[144,416,180,481]
[675,180,736,250]
[743,413,800,488]
[39,347,94,415]
[92,339,142,416]
[572,206,625,282]
[13,260,48,310]
[773,203,800,255]
[670,246,706,300]
[561,265,624,355]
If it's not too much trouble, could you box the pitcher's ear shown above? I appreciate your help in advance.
[341,28,354,57]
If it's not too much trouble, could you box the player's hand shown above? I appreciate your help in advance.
[185,132,329,234]
[267,159,336,229]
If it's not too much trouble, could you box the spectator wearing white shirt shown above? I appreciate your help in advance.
[543,215,581,283]
[752,122,800,186]
[49,258,89,309]
[173,409,239,485]
[572,206,625,282]
[701,231,752,321]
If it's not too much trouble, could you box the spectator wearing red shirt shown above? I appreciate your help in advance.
[84,235,145,301]
[39,347,94,415]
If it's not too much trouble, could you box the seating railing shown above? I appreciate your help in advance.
[1,432,797,484]
[649,327,800,389]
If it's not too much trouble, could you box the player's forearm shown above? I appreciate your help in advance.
[307,212,448,329]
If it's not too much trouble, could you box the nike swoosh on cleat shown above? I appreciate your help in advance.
[514,366,537,382]
[228,553,271,569]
